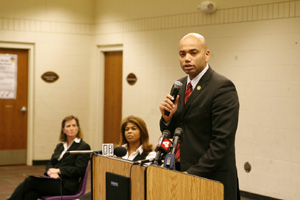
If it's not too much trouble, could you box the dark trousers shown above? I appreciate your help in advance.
[8,176,73,200]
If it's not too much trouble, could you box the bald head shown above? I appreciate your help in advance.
[179,33,207,50]
[178,33,210,80]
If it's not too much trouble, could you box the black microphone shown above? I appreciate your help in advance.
[164,81,183,116]
[114,146,127,157]
[153,130,172,166]
[67,146,127,157]
[164,127,183,170]
[170,127,183,155]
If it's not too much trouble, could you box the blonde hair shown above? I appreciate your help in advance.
[59,115,83,142]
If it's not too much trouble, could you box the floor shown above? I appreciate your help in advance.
[0,164,253,200]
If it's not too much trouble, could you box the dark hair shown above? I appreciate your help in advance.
[59,115,83,142]
[119,115,153,154]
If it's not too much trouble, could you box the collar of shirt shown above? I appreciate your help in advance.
[121,143,144,161]
[58,137,81,160]
[186,64,209,90]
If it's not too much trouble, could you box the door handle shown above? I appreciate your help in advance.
[20,106,27,112]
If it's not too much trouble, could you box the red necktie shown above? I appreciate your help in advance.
[184,82,192,104]
[175,82,193,162]
[175,143,181,162]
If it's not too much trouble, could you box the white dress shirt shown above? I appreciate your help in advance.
[121,143,156,161]
[58,137,81,161]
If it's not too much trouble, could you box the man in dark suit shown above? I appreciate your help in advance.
[159,33,240,200]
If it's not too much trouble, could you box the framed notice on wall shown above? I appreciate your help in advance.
[0,54,18,99]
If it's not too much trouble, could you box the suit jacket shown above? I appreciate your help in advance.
[45,139,91,193]
[160,67,240,200]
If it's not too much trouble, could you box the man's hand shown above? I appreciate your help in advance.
[159,94,179,123]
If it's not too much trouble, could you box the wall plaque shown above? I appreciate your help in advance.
[126,73,137,85]
[41,71,59,83]
[244,162,251,173]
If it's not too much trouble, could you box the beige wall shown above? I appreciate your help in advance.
[1,0,300,199]
[0,0,95,160]
[93,0,300,199]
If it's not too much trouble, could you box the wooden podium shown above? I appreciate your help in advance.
[146,165,224,200]
[92,155,145,200]
[92,155,224,200]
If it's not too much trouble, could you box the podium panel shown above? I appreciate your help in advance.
[92,155,223,200]
[146,165,224,200]
[92,155,145,200]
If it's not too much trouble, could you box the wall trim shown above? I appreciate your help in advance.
[0,17,92,35]
[0,1,299,35]
[95,0,300,34]
[32,160,48,166]
[92,45,123,148]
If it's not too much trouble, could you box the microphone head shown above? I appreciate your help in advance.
[114,146,127,157]
[162,130,172,138]
[174,127,183,137]
[174,81,183,89]
[160,138,172,152]
[155,130,172,151]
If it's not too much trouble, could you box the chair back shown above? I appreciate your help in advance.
[76,160,90,196]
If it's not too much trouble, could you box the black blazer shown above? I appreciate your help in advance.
[160,67,240,200]
[45,139,91,193]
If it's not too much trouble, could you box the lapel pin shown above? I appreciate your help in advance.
[197,86,201,91]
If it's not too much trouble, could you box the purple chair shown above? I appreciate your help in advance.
[41,160,91,200]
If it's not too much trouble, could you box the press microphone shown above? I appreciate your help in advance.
[164,127,183,170]
[164,81,183,116]
[170,127,183,155]
[67,146,127,157]
[153,130,172,166]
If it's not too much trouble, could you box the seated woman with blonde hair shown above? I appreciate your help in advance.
[8,115,91,200]
[119,115,155,162]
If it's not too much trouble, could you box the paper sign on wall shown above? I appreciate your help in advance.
[0,54,18,99]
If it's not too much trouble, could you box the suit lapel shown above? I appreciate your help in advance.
[68,141,80,151]
[52,143,64,160]
[61,140,81,159]
[179,67,213,119]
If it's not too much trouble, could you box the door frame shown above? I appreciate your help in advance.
[0,41,35,165]
[94,44,123,148]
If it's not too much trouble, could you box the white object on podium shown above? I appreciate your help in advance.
[102,143,114,156]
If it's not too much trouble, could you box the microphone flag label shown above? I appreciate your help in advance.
[161,138,171,151]
[102,143,114,156]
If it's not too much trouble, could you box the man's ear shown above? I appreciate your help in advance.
[205,49,210,61]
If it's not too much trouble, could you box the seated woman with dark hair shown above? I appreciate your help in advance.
[8,115,91,200]
[119,115,155,163]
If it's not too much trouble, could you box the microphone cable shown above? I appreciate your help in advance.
[59,173,63,200]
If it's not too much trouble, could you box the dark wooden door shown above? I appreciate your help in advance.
[0,48,28,165]
[103,51,123,146]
